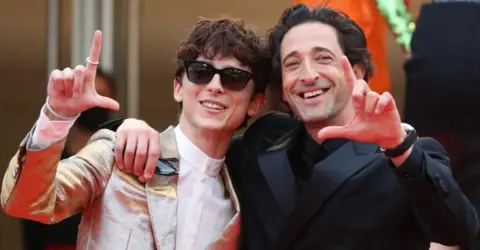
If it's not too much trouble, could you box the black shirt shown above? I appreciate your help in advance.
[287,127,348,193]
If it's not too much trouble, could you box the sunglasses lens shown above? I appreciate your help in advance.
[220,69,251,91]
[185,61,252,91]
[186,62,214,84]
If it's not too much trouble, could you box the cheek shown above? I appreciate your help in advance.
[318,65,339,80]
[183,84,203,102]
[231,93,252,115]
[282,74,296,96]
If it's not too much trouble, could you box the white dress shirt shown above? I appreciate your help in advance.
[30,104,235,250]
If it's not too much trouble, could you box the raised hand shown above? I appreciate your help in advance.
[316,56,405,149]
[47,30,119,117]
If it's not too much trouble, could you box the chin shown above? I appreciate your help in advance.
[195,119,226,131]
[298,112,330,123]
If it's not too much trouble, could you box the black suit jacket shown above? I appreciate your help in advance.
[227,112,479,250]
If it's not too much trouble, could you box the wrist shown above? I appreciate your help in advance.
[378,129,407,149]
[380,123,418,162]
[45,97,80,120]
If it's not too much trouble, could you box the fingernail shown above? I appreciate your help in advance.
[145,173,152,179]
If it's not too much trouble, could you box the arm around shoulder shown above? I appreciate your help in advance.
[392,137,479,245]
[1,128,117,225]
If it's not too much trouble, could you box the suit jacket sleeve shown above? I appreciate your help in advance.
[1,127,116,225]
[393,137,479,245]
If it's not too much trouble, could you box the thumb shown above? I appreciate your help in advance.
[317,126,351,141]
[93,95,120,111]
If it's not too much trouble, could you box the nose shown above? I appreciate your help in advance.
[205,74,224,94]
[299,61,319,85]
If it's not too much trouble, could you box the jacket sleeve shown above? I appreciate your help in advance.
[393,137,479,245]
[1,128,116,224]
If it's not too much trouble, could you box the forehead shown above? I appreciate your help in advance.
[197,54,251,72]
[280,22,342,58]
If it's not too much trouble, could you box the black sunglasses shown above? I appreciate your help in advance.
[184,60,253,91]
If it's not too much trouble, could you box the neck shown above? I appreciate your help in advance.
[304,104,355,144]
[65,125,95,155]
[178,118,233,160]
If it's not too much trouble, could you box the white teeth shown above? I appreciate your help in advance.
[201,102,225,110]
[302,89,325,99]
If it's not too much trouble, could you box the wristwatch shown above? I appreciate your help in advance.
[381,123,418,158]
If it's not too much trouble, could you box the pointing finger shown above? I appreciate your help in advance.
[340,56,356,90]
[86,30,102,76]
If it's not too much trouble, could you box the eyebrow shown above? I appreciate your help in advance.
[282,46,335,65]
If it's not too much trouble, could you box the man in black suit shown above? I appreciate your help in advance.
[107,4,478,250]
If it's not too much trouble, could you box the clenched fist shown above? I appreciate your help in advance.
[47,30,119,117]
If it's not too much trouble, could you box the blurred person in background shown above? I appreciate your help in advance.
[20,69,116,250]
[405,1,480,249]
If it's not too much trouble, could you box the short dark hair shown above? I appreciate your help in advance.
[174,17,271,127]
[267,4,374,104]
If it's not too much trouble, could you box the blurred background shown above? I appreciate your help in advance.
[0,0,433,249]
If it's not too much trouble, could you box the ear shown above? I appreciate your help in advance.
[352,64,366,80]
[247,93,266,117]
[173,78,183,103]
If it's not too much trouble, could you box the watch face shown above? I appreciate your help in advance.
[401,123,415,132]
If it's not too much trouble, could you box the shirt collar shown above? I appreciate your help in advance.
[174,126,225,177]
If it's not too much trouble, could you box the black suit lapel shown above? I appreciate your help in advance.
[258,149,298,215]
[276,141,380,249]
[249,128,300,244]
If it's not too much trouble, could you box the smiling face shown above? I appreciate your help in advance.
[174,54,264,134]
[280,22,352,124]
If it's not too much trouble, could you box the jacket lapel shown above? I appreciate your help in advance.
[208,165,241,250]
[276,141,380,249]
[146,126,180,250]
[258,149,298,215]
[251,128,301,243]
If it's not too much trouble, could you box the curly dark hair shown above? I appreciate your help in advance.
[174,17,271,127]
[267,4,374,111]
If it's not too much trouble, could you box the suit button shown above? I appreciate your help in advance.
[404,173,410,178]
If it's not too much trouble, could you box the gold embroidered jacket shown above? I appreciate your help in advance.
[1,126,240,250]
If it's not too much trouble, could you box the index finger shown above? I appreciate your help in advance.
[86,30,103,74]
[340,56,356,90]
